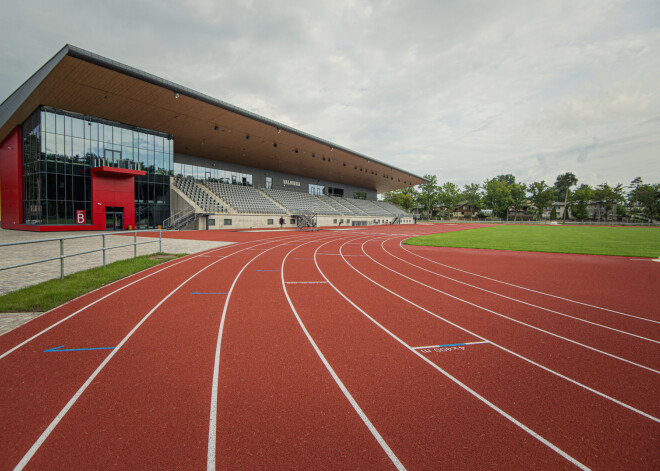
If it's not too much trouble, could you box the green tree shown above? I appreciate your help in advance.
[460,183,482,220]
[461,183,482,207]
[509,182,528,221]
[483,176,513,219]
[637,184,660,220]
[438,182,462,219]
[417,174,439,219]
[528,181,555,220]
[571,184,593,220]
[593,183,618,221]
[628,177,643,205]
[554,172,578,220]
[382,189,415,212]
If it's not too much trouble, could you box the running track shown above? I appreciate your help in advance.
[1,224,658,469]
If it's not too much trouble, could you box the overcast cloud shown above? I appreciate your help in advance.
[1,0,658,189]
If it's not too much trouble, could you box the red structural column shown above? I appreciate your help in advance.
[0,127,23,229]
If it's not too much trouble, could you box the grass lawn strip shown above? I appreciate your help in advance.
[405,225,660,258]
[0,253,185,313]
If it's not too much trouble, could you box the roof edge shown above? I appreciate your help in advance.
[63,45,425,183]
[0,45,71,141]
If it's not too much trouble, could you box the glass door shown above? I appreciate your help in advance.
[105,207,125,230]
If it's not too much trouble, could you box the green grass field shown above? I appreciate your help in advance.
[405,225,660,258]
[0,253,184,313]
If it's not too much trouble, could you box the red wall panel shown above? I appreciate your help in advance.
[91,168,144,230]
[0,127,23,229]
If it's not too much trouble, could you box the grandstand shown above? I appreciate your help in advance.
[0,44,422,232]
[172,176,226,214]
[168,177,414,229]
[168,175,414,229]
[204,181,285,214]
[264,189,337,215]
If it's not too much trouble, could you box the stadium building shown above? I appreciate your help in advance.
[0,45,423,231]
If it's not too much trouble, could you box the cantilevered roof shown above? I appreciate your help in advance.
[0,45,426,193]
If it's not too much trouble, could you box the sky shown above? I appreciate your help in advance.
[1,0,658,189]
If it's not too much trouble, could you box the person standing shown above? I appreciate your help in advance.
[279,216,285,229]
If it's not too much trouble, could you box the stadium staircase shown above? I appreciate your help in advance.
[163,206,205,230]
[297,213,317,230]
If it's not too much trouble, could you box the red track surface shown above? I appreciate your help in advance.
[1,224,658,470]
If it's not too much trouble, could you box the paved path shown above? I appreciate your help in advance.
[0,229,233,296]
[0,229,234,335]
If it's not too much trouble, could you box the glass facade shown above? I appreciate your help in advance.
[173,162,252,186]
[21,107,173,228]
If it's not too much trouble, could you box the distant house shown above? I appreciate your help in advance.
[453,203,479,218]
[507,201,536,220]
[541,201,617,220]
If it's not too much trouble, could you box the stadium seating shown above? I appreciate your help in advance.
[375,201,410,217]
[173,176,412,220]
[317,195,361,216]
[204,181,285,214]
[264,189,338,215]
[173,176,227,213]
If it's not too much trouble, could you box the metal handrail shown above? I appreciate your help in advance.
[0,229,162,279]
[163,206,194,229]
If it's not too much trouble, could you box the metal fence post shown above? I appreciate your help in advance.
[60,239,64,279]
[134,231,137,258]
[102,234,106,267]
[159,228,162,253]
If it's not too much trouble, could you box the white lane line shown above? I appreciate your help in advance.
[399,240,660,324]
[336,239,660,423]
[375,240,660,344]
[366,241,660,374]
[13,251,231,471]
[315,238,589,471]
[0,235,307,359]
[281,238,406,471]
[413,341,489,350]
[207,234,339,470]
[366,240,660,373]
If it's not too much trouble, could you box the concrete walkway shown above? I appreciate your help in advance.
[0,229,233,296]
[0,228,234,335]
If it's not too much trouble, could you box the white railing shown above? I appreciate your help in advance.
[0,229,162,280]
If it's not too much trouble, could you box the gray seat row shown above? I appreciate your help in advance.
[204,181,285,214]
[173,176,227,214]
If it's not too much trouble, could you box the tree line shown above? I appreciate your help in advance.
[382,173,660,222]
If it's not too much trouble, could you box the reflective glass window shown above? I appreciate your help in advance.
[55,114,64,135]
[72,118,84,138]
[113,126,121,146]
[103,124,113,144]
[45,112,55,134]
[122,128,132,147]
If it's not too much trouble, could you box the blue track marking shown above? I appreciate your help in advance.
[191,292,228,295]
[413,340,489,350]
[44,345,115,353]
